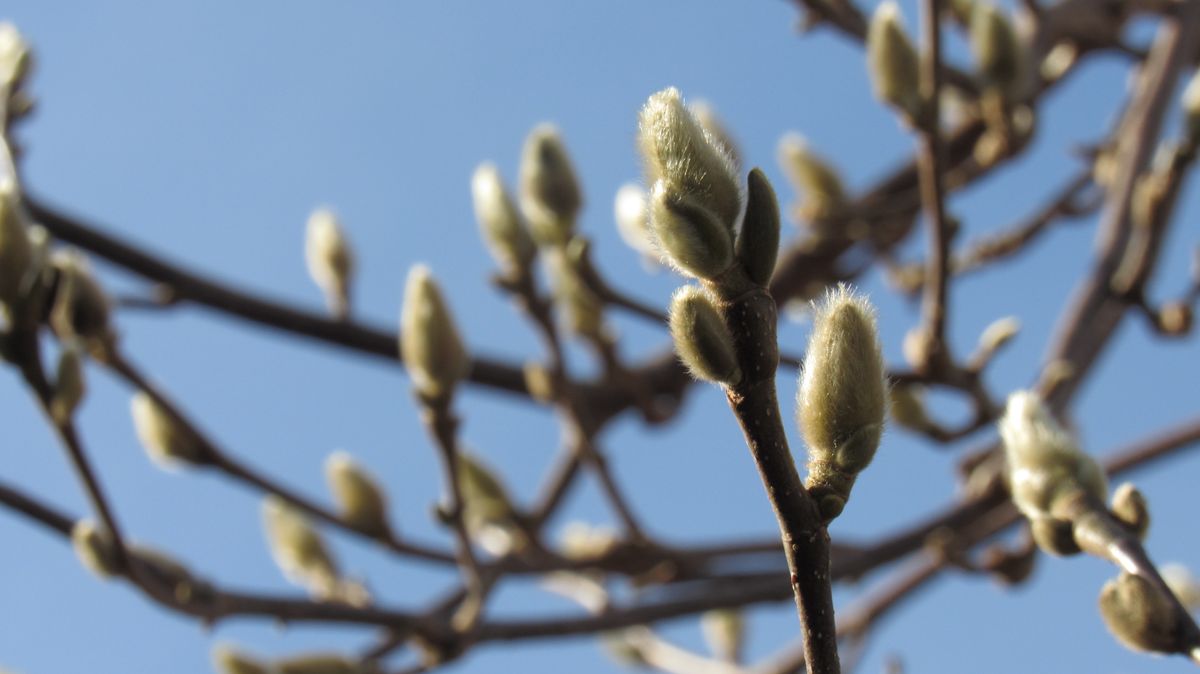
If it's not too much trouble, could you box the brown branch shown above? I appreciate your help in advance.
[916,0,951,359]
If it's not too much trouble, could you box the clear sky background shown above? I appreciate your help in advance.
[1,2,1199,673]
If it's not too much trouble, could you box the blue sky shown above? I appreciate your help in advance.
[2,2,1199,673]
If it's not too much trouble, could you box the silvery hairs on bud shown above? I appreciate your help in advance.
[472,162,537,274]
[325,451,390,536]
[131,391,206,468]
[867,1,921,119]
[668,285,741,386]
[519,124,582,247]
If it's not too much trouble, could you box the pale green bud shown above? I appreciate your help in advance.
[977,315,1021,354]
[1099,572,1184,655]
[601,629,647,668]
[547,247,604,338]
[48,250,111,344]
[131,391,206,468]
[522,360,556,403]
[648,180,734,280]
[71,519,119,579]
[1158,301,1192,336]
[0,22,31,90]
[305,207,354,319]
[778,133,847,222]
[559,521,619,560]
[701,609,745,662]
[51,341,86,424]
[613,183,656,259]
[736,168,781,287]
[399,265,469,401]
[867,1,921,118]
[212,645,271,674]
[889,385,930,432]
[1040,41,1077,82]
[668,285,741,386]
[999,391,1107,519]
[1161,564,1200,612]
[1029,516,1080,556]
[262,496,341,599]
[970,2,1024,99]
[519,124,582,247]
[1182,67,1200,146]
[638,87,742,229]
[1110,482,1150,541]
[0,184,32,309]
[325,451,390,536]
[133,545,208,603]
[690,100,742,171]
[276,654,362,674]
[472,162,536,273]
[797,285,886,520]
[457,451,523,555]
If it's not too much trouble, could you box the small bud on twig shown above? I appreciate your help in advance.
[304,207,355,319]
[457,451,523,556]
[970,2,1024,100]
[71,519,119,579]
[867,1,921,119]
[473,162,536,274]
[212,644,271,674]
[736,168,781,287]
[0,183,32,310]
[48,250,112,345]
[131,391,206,468]
[400,265,469,401]
[701,608,745,662]
[275,653,363,674]
[1110,482,1150,541]
[547,246,605,339]
[1099,572,1185,655]
[0,22,32,91]
[262,496,342,599]
[51,341,86,424]
[613,183,656,260]
[778,133,847,223]
[668,285,741,386]
[519,124,582,247]
[325,451,390,536]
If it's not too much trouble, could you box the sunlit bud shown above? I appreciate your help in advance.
[601,629,648,668]
[1161,564,1200,612]
[1183,67,1200,145]
[400,265,469,401]
[1040,41,1077,82]
[548,247,604,338]
[0,23,31,90]
[519,124,582,247]
[668,285,741,386]
[1040,358,1076,392]
[889,385,930,432]
[457,451,521,555]
[797,285,886,520]
[701,608,745,662]
[970,2,1023,99]
[613,183,656,259]
[867,1,921,118]
[978,316,1020,354]
[778,133,847,222]
[559,521,619,560]
[275,653,362,674]
[1029,516,1081,556]
[648,180,734,280]
[736,168,781,287]
[638,88,742,229]
[131,392,206,467]
[472,162,536,274]
[0,184,31,310]
[690,100,742,170]
[522,361,556,403]
[999,391,1107,520]
[1158,301,1192,336]
[51,341,86,424]
[902,325,935,372]
[71,519,120,579]
[325,451,390,536]
[1099,572,1184,655]
[262,496,341,598]
[48,250,112,344]
[1110,482,1150,541]
[212,645,271,674]
[132,545,206,603]
[304,207,354,319]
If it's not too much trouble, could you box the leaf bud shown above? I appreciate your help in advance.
[970,2,1024,100]
[304,207,354,319]
[51,341,86,424]
[131,391,206,468]
[998,391,1107,520]
[648,180,734,280]
[778,133,847,222]
[638,87,742,229]
[472,162,536,274]
[1160,564,1200,612]
[1099,572,1184,655]
[0,183,31,310]
[325,451,390,536]
[519,124,582,247]
[701,608,745,662]
[400,265,469,401]
[736,168,781,287]
[212,645,271,674]
[867,1,921,119]
[1109,482,1150,541]
[48,250,112,345]
[613,183,656,259]
[796,285,886,520]
[71,519,120,579]
[668,285,741,386]
[262,496,341,599]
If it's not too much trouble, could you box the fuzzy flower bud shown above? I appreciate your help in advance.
[638,88,742,230]
[1099,572,1185,655]
[889,384,930,432]
[736,168,781,287]
[325,451,390,536]
[48,250,112,345]
[457,451,523,556]
[71,519,119,579]
[977,315,1021,354]
[1110,482,1150,541]
[0,22,31,90]
[867,1,921,118]
[262,496,342,599]
[0,183,31,309]
[690,100,742,170]
[304,207,354,319]
[701,609,745,663]
[796,285,886,520]
[668,285,741,386]
[131,392,206,468]
[519,124,582,247]
[472,162,536,274]
[275,654,362,674]
[548,245,605,338]
[400,265,469,401]
[559,521,619,560]
[613,183,656,259]
[970,2,1024,99]
[778,133,847,222]
[51,341,86,424]
[648,180,734,280]
[999,391,1107,520]
[212,645,270,674]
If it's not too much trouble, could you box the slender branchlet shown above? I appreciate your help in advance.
[969,2,1024,101]
[613,183,656,259]
[325,451,391,537]
[736,168,781,287]
[212,645,271,674]
[400,265,469,402]
[131,391,207,468]
[668,285,741,386]
[796,285,887,521]
[0,182,31,310]
[472,162,537,276]
[304,207,354,320]
[778,133,848,223]
[867,0,921,120]
[519,124,582,247]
